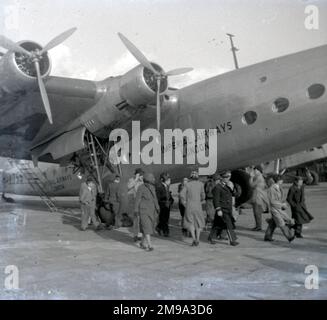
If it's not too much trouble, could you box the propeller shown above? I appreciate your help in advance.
[0,27,77,124]
[118,32,193,131]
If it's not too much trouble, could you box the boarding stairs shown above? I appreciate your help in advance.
[7,159,58,212]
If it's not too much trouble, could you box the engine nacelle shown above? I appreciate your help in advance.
[76,62,169,137]
[119,63,168,106]
[0,41,51,94]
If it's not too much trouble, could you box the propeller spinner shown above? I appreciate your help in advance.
[118,32,193,131]
[0,27,77,124]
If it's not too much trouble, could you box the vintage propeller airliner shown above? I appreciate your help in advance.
[0,28,326,207]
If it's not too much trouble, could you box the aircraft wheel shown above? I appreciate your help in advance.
[231,169,253,208]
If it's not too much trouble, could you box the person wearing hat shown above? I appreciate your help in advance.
[209,170,239,246]
[127,168,145,242]
[180,170,206,246]
[155,172,174,237]
[286,176,314,238]
[79,176,102,231]
[264,174,295,242]
[105,174,123,229]
[249,165,267,231]
[134,173,159,251]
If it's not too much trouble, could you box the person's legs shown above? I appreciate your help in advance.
[80,204,89,231]
[89,203,100,228]
[145,234,152,249]
[133,213,142,240]
[252,203,263,230]
[156,206,165,234]
[189,225,196,245]
[264,218,276,241]
[179,204,187,235]
[163,207,170,236]
[294,223,303,238]
[280,225,295,242]
[195,226,201,244]
[224,213,238,245]
[112,203,122,228]
[208,215,218,243]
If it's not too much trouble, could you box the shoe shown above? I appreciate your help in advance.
[163,233,169,237]
[139,243,147,250]
[264,238,274,242]
[295,234,303,238]
[146,247,154,252]
[230,241,239,246]
[191,241,197,247]
[288,236,295,243]
[195,241,200,246]
[155,227,162,236]
[208,237,215,245]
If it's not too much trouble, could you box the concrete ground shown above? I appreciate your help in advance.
[0,184,326,300]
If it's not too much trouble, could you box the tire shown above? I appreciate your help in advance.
[231,170,253,208]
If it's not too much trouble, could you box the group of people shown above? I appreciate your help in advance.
[249,165,314,242]
[79,165,314,252]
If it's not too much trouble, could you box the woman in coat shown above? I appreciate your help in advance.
[134,172,159,251]
[287,176,314,238]
[180,170,205,246]
[264,174,295,242]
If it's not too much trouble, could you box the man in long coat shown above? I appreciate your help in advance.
[287,176,314,238]
[209,171,239,246]
[156,172,174,237]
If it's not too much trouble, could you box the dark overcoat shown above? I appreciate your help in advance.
[286,184,314,224]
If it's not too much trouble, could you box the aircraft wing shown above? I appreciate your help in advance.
[0,76,99,161]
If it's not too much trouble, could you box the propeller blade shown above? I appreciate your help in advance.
[118,32,159,75]
[156,78,161,131]
[0,35,32,56]
[165,67,193,76]
[40,27,77,54]
[34,60,53,124]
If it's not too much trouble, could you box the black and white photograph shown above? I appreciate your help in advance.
[0,0,326,305]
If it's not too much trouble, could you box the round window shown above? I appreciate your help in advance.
[242,111,257,125]
[307,84,325,99]
[272,97,289,113]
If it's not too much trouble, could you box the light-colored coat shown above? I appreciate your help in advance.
[180,180,205,230]
[267,183,292,227]
[79,182,97,206]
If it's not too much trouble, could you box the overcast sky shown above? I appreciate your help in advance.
[0,0,326,88]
